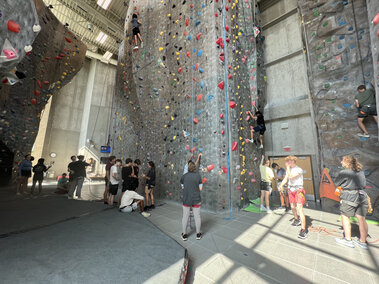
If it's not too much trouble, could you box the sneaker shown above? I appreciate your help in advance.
[141,42,144,48]
[266,208,273,213]
[298,228,308,239]
[260,205,267,212]
[151,204,155,209]
[259,144,264,149]
[247,139,254,143]
[196,233,203,240]
[278,206,285,211]
[133,46,138,49]
[335,238,355,248]
[181,233,188,241]
[357,133,370,138]
[16,192,21,196]
[291,219,301,226]
[141,211,151,218]
[68,196,73,199]
[353,239,368,250]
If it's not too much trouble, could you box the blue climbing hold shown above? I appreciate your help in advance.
[196,109,202,115]
[200,81,204,89]
[193,138,198,142]
[188,35,192,40]
[198,12,201,16]
[195,20,201,26]
[343,103,351,108]
[197,50,203,57]
[199,68,204,73]
[207,94,214,101]
[199,147,203,152]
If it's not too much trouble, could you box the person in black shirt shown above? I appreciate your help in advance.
[121,158,134,203]
[248,107,266,149]
[67,155,77,190]
[142,161,156,209]
[68,155,89,200]
[31,158,52,195]
[132,159,141,192]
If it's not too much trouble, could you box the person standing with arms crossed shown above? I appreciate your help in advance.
[259,155,274,213]
[280,156,308,239]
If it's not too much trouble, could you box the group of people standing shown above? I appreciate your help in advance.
[259,154,370,247]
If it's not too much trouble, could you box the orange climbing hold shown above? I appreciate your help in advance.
[195,63,199,71]
[8,20,20,33]
[193,118,198,124]
[190,147,196,153]
[202,178,207,184]
[196,94,203,101]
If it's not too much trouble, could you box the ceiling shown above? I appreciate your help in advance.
[42,0,129,57]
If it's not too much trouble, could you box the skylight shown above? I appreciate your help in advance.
[103,51,113,61]
[97,0,112,10]
[96,31,108,44]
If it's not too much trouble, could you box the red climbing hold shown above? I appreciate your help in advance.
[222,166,228,173]
[197,94,203,101]
[202,178,207,184]
[186,94,191,99]
[195,63,199,71]
[190,4,193,8]
[221,129,225,135]
[8,20,20,33]
[65,37,72,43]
[196,33,202,40]
[228,74,232,79]
[185,19,189,26]
[218,81,225,90]
[31,99,37,105]
[373,13,379,26]
[207,164,215,172]
[186,52,191,58]
[190,147,196,153]
[178,67,183,74]
[225,6,229,11]
[34,90,40,96]
[193,118,198,124]
[229,101,236,109]
[226,38,230,43]
[215,13,218,17]
[36,79,42,89]
[219,113,224,118]
[225,25,230,32]
[232,141,238,151]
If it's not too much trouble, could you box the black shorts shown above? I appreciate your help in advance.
[109,184,119,195]
[33,177,43,182]
[260,181,272,192]
[21,170,31,178]
[253,124,266,135]
[133,27,140,36]
[358,105,377,118]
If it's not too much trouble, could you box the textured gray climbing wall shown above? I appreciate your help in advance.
[299,0,379,218]
[111,0,263,212]
[0,0,86,167]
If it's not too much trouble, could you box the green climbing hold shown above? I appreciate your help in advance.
[323,21,329,27]
[324,83,330,88]
[319,65,325,70]
[331,99,336,103]
[314,11,320,17]
[327,37,332,43]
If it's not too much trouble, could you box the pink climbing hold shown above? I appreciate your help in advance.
[373,13,379,26]
[232,141,238,151]
[207,164,215,172]
[251,179,256,183]
[221,129,225,135]
[218,81,225,90]
[8,20,20,33]
[197,94,203,101]
[178,67,183,74]
[225,25,229,32]
[215,13,218,17]
[222,166,228,173]
[196,33,202,40]
[228,74,232,79]
[229,101,236,109]
[237,186,241,190]
[249,172,253,176]
[219,113,224,118]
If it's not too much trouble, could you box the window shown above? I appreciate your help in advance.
[96,31,108,44]
[97,0,112,10]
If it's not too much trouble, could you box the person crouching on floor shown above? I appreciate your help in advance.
[119,189,150,217]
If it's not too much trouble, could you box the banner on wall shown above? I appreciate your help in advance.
[319,168,340,202]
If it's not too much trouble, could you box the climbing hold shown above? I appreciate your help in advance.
[34,90,40,96]
[24,45,32,53]
[229,101,236,109]
[196,33,202,40]
[225,25,229,32]
[373,13,379,26]
[36,79,42,89]
[178,67,183,74]
[186,52,190,58]
[232,141,238,151]
[218,81,225,90]
[65,37,72,43]
[219,113,224,118]
[202,178,207,184]
[31,99,37,105]
[185,19,190,26]
[207,95,214,101]
[197,50,203,57]
[221,129,225,135]
[159,47,164,52]
[228,74,232,79]
[197,94,203,101]
[207,164,215,172]
[193,118,198,124]
[222,166,228,173]
[8,20,20,33]
[33,24,41,32]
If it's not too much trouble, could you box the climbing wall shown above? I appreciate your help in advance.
[0,0,86,166]
[299,0,379,218]
[112,0,263,212]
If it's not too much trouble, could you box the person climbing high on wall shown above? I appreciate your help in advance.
[355,82,377,138]
[248,106,266,149]
[132,14,143,49]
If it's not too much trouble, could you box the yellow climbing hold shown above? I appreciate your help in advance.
[159,47,164,52]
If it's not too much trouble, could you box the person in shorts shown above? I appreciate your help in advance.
[119,190,150,217]
[334,155,369,249]
[142,161,156,209]
[280,155,308,239]
[104,156,116,204]
[16,154,33,195]
[132,14,143,49]
[248,107,266,149]
[272,163,289,210]
[108,159,122,206]
[259,155,274,213]
[31,158,52,195]
[121,158,134,203]
[355,83,377,138]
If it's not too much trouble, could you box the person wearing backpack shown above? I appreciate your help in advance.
[335,155,369,249]
[31,158,52,195]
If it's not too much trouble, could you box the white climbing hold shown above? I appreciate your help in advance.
[33,25,41,32]
[24,45,32,53]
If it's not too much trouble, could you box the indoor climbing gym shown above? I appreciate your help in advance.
[1,0,379,283]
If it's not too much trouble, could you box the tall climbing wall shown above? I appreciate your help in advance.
[299,0,379,217]
[0,0,87,165]
[112,0,263,212]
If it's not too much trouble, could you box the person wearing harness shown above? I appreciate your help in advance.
[355,83,377,138]
[259,154,274,213]
[335,155,369,249]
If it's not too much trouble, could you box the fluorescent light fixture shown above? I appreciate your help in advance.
[97,0,112,10]
[96,31,108,44]
[103,51,113,60]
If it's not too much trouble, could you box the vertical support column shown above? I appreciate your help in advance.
[366,0,379,140]
[78,58,97,152]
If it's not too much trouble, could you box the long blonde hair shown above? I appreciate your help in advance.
[343,155,362,172]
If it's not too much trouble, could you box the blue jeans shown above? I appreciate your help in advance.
[68,176,84,198]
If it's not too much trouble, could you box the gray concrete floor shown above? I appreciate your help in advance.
[1,182,379,283]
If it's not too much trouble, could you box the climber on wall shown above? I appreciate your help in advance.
[132,14,143,49]
[248,106,266,149]
[355,82,377,138]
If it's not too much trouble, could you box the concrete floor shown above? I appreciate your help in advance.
[1,182,378,283]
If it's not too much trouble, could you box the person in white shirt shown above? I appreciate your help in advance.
[108,159,122,206]
[119,189,150,217]
[280,156,308,239]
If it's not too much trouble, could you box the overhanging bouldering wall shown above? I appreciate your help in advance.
[299,0,379,218]
[0,0,87,169]
[112,0,263,212]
